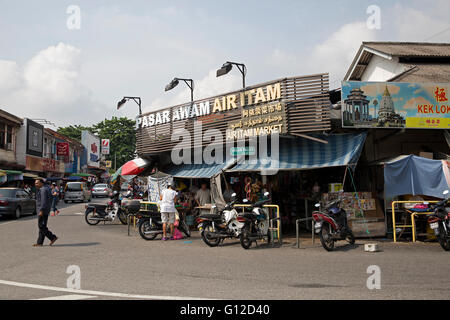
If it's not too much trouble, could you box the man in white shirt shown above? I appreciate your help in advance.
[160,183,178,241]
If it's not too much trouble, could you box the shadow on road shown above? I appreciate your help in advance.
[52,242,101,247]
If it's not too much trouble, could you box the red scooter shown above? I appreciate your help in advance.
[312,195,355,251]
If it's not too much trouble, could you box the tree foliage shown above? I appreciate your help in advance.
[57,117,136,169]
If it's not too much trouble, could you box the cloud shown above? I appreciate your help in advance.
[0,43,104,127]
[265,21,377,89]
[0,60,22,92]
[402,96,434,110]
[360,83,401,97]
[144,69,241,112]
[392,1,450,42]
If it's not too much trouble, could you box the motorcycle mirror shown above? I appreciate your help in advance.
[443,190,449,195]
[315,203,320,208]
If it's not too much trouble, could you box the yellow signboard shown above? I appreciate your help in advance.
[105,160,112,168]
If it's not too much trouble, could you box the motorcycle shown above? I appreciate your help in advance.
[196,193,245,247]
[84,190,128,225]
[426,190,450,251]
[237,192,272,249]
[137,206,191,240]
[312,193,355,251]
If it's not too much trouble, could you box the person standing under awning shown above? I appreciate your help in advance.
[195,182,211,206]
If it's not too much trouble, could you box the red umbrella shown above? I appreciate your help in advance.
[120,158,150,176]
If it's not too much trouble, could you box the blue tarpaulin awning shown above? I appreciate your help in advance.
[226,132,367,173]
[166,159,236,179]
[384,155,450,199]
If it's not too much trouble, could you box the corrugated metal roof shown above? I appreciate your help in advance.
[388,64,450,82]
[363,42,450,57]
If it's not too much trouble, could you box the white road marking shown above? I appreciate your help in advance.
[33,294,97,300]
[0,279,213,300]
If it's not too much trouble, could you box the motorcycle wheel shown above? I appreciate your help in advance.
[201,224,221,247]
[118,210,127,225]
[240,226,252,249]
[138,220,158,240]
[438,224,450,251]
[345,229,355,245]
[319,222,335,251]
[85,211,100,226]
[179,221,191,238]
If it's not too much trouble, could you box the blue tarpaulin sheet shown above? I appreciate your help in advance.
[227,132,367,173]
[384,155,450,199]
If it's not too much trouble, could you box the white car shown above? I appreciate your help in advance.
[91,184,111,198]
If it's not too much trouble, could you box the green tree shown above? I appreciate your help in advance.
[91,117,136,169]
[57,125,92,142]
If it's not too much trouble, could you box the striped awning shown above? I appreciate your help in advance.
[166,159,236,179]
[227,132,367,173]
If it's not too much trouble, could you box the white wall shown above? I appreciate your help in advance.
[361,55,409,82]
[15,119,27,166]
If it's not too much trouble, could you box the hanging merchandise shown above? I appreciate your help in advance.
[147,171,173,203]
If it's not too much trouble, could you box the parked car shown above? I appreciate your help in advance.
[91,183,111,198]
[0,188,36,219]
[64,182,91,203]
[120,182,130,198]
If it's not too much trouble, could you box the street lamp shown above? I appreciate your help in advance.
[216,61,246,89]
[117,96,142,115]
[165,77,194,104]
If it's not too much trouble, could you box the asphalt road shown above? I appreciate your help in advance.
[1,199,450,300]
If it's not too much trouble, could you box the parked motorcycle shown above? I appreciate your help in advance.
[137,207,191,240]
[84,191,128,225]
[196,193,244,247]
[237,192,272,249]
[427,190,450,251]
[312,193,355,251]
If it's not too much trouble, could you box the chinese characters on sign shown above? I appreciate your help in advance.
[226,102,287,140]
[56,142,69,156]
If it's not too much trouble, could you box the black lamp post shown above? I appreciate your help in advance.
[117,96,142,115]
[216,61,246,89]
[165,78,194,104]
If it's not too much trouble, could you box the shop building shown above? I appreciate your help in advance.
[339,41,450,239]
[0,109,24,171]
[135,73,372,235]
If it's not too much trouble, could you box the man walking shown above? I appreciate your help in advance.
[33,178,58,247]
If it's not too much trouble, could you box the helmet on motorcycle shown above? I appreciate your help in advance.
[329,207,340,215]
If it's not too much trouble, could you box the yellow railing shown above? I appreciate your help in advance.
[391,201,438,242]
[234,204,281,244]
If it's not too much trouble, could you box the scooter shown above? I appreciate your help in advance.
[312,193,355,251]
[427,190,450,251]
[237,192,272,249]
[196,193,245,247]
[84,190,128,225]
[137,208,191,240]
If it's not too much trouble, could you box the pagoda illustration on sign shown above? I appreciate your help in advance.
[343,85,405,127]
[376,85,404,127]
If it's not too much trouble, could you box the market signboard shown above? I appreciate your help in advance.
[81,130,100,167]
[341,81,450,129]
[226,102,287,140]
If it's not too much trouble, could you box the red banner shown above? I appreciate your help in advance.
[56,142,69,156]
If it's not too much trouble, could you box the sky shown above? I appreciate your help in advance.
[0,0,449,128]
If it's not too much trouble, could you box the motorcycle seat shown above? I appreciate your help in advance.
[198,214,222,220]
[90,204,107,210]
[242,213,258,220]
